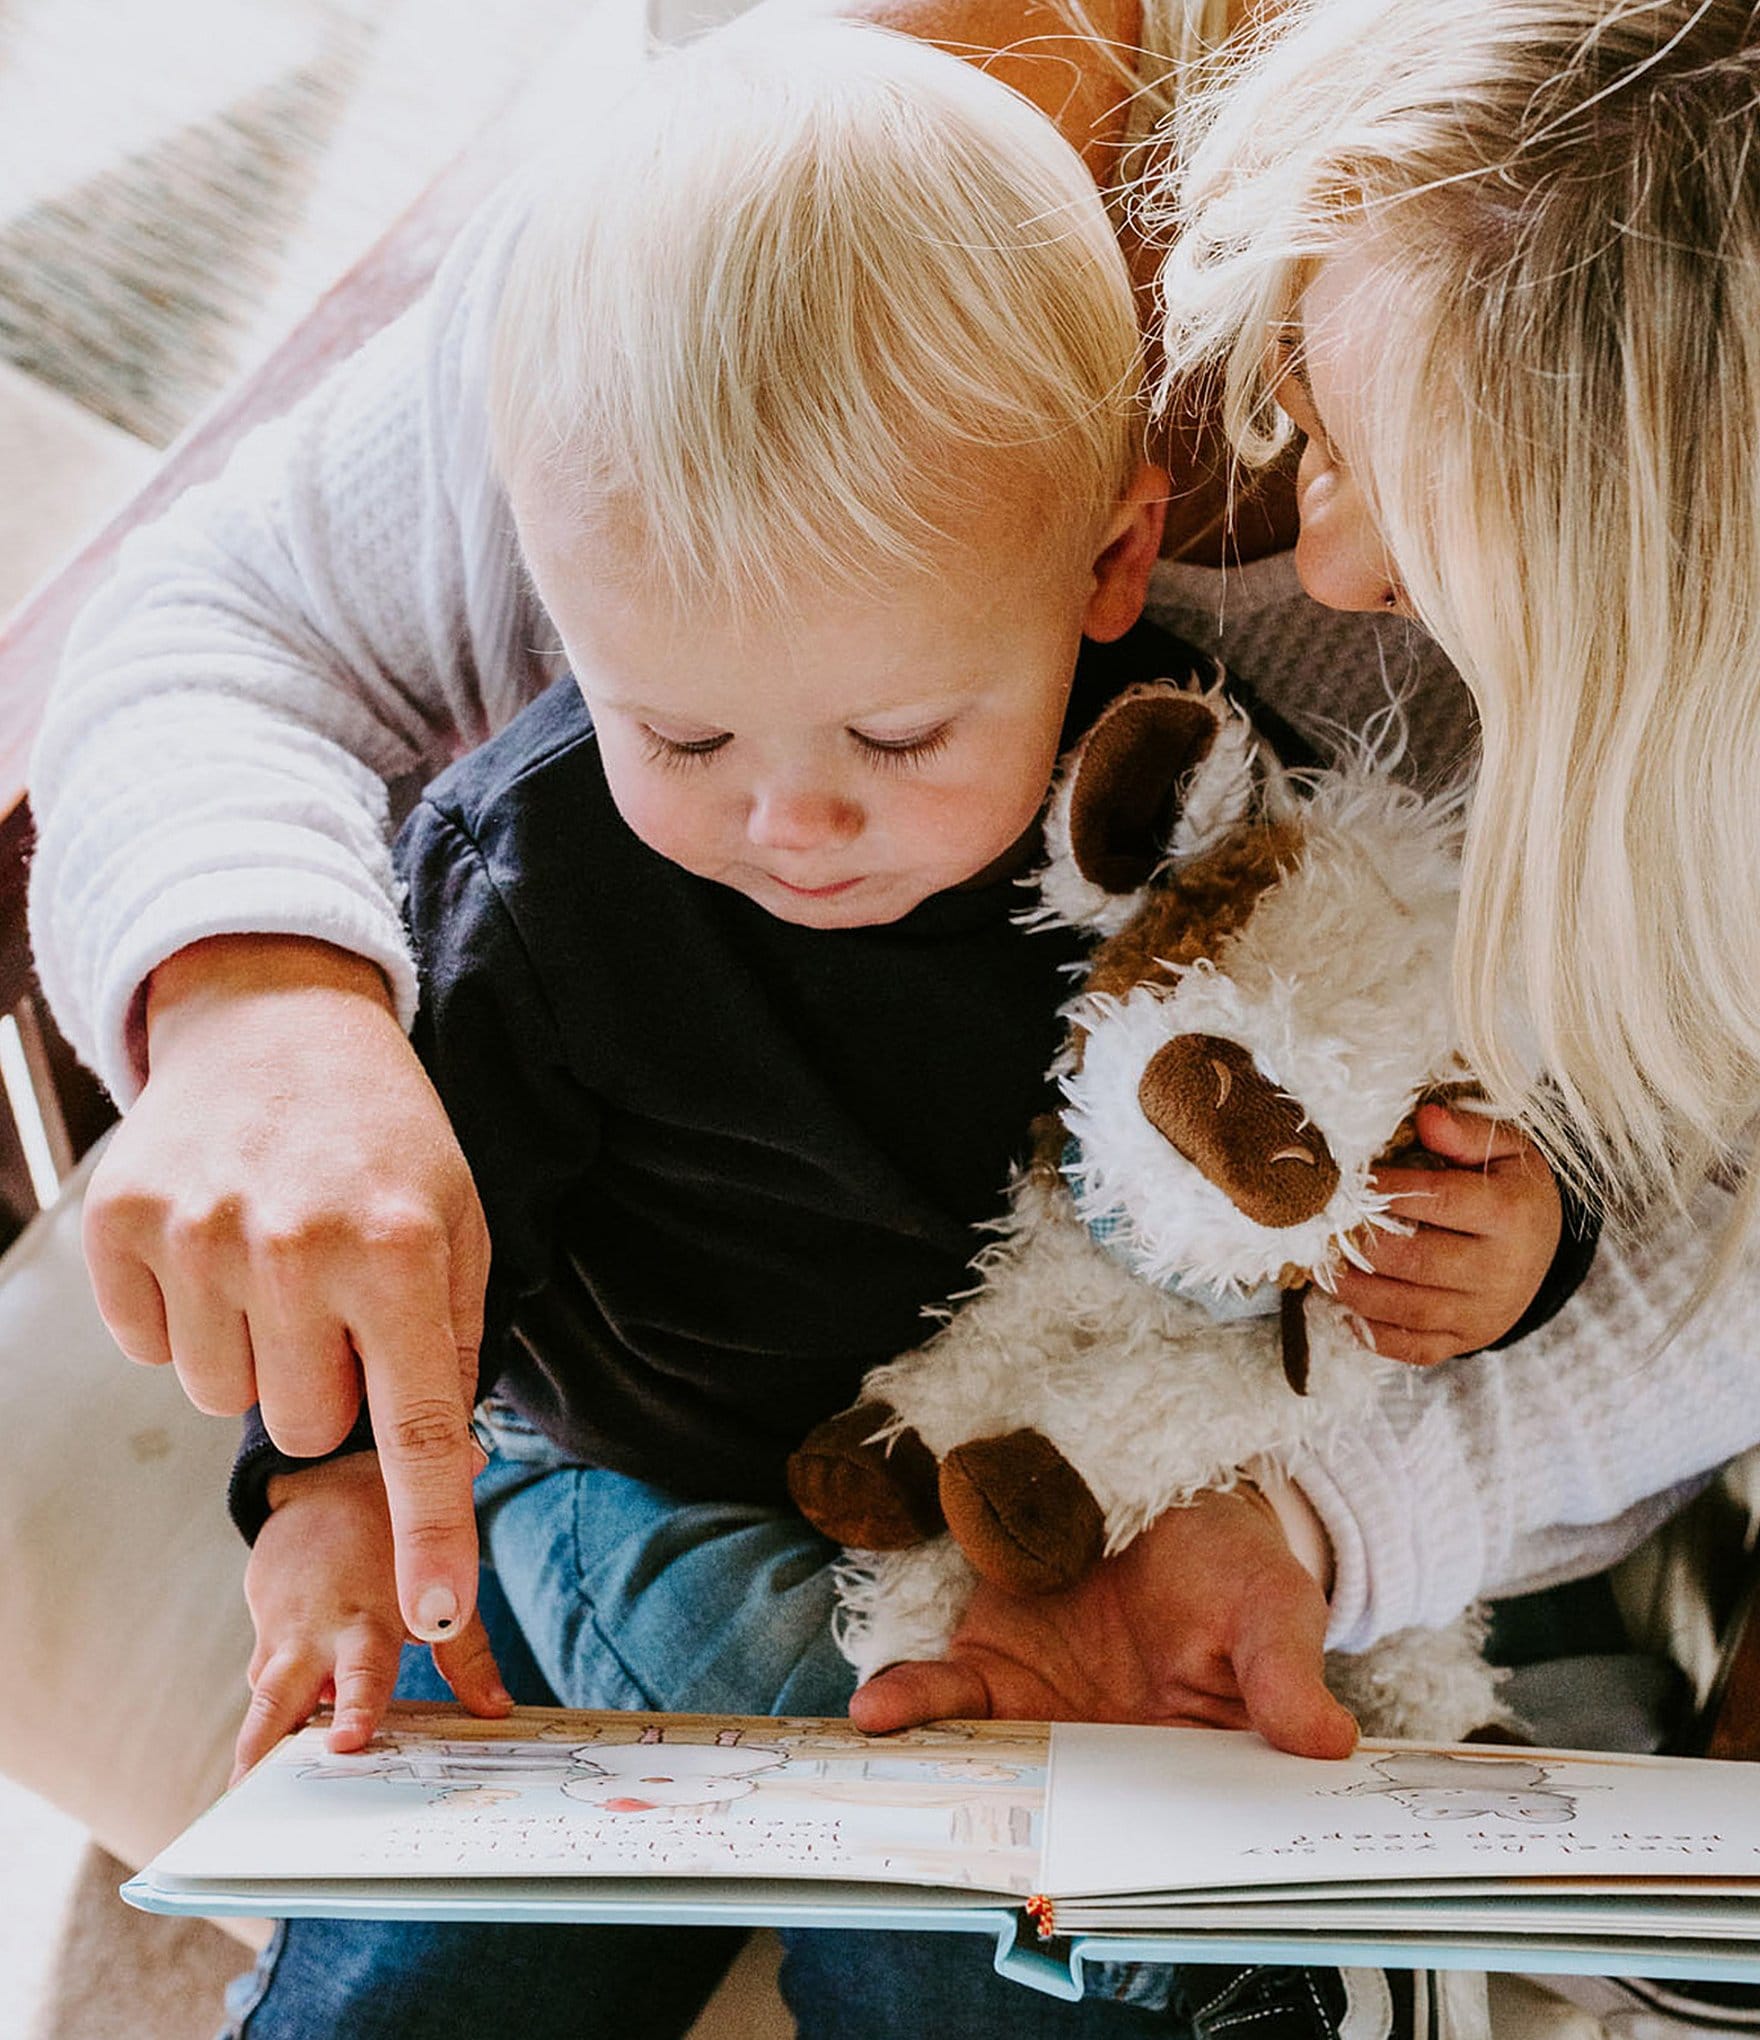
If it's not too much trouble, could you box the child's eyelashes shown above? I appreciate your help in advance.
[641,728,731,769]
[850,723,954,770]
[638,723,956,772]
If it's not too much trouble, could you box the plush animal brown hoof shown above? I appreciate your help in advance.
[1138,1033,1340,1228]
[939,1431,1105,1596]
[786,1404,945,1549]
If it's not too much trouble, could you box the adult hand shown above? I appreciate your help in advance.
[849,1486,1357,1757]
[83,933,490,1642]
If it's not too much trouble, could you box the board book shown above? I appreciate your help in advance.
[124,1702,1760,2000]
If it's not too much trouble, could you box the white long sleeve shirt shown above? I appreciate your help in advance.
[29,179,1760,1654]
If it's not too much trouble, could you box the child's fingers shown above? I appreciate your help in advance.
[1372,1166,1507,1238]
[327,1621,407,1751]
[232,1650,327,1785]
[1414,1101,1533,1168]
[432,1609,516,1718]
[1330,1266,1465,1335]
[1353,1319,1462,1368]
[1352,1221,1475,1292]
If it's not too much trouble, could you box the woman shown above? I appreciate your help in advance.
[1157,0,1760,1238]
[28,3,1760,2034]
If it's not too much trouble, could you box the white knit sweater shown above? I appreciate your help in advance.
[29,181,1759,1656]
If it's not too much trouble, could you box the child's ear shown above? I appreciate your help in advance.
[1083,463,1169,644]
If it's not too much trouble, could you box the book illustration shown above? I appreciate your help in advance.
[1328,1753,1592,1827]
[1039,1725,1757,1895]
[297,1725,791,1814]
[128,1708,1760,2005]
[151,1709,1760,1902]
[222,1709,1050,1893]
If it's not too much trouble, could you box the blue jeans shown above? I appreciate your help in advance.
[216,1413,1256,2038]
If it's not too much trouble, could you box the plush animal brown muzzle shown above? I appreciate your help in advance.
[1137,1032,1340,1230]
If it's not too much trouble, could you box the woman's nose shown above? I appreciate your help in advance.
[745,784,863,850]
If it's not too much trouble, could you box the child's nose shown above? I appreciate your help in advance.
[746,784,862,850]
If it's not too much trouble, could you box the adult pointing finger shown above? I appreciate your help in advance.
[81,932,490,1642]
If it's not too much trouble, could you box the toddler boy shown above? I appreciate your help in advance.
[231,12,1171,1745]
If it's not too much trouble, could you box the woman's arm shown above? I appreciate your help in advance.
[27,182,547,1652]
[28,181,547,1100]
[1295,1181,1760,1653]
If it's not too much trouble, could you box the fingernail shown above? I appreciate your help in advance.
[489,1685,514,1709]
[415,1586,460,1638]
[470,1441,490,1477]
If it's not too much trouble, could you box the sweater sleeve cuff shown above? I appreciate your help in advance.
[96,869,419,1104]
[228,1401,379,1545]
[1287,1403,1488,1655]
[1243,1457,1334,1596]
[1487,1176,1601,1351]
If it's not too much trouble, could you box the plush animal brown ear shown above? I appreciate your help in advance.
[1065,690,1222,897]
[1032,676,1258,939]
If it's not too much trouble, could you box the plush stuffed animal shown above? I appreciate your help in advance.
[786,670,1504,1740]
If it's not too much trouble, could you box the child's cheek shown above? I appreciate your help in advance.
[597,750,714,873]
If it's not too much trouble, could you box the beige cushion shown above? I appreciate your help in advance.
[0,1138,251,1871]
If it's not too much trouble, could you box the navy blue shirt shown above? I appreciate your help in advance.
[397,671,1098,1503]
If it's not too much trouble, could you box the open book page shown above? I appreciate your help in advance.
[1040,1727,1760,1903]
[151,1704,1051,1897]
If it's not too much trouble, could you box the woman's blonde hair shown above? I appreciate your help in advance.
[490,14,1143,618]
[1153,0,1760,1248]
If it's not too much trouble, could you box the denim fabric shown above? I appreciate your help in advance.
[472,1402,856,1718]
[780,1929,1202,2039]
[217,1418,1359,2039]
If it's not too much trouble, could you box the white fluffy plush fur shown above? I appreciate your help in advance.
[860,1169,1393,1553]
[832,683,1503,1739]
[1061,771,1467,1296]
[1322,1609,1509,1745]
[838,1181,1504,1729]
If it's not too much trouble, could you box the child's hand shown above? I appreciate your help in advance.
[232,1452,512,1785]
[1329,1101,1562,1366]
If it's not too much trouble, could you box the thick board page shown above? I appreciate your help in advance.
[1041,1726,1760,1902]
[149,1705,1049,1898]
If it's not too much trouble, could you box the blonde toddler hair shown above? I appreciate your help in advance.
[1153,0,1760,1252]
[490,13,1144,619]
